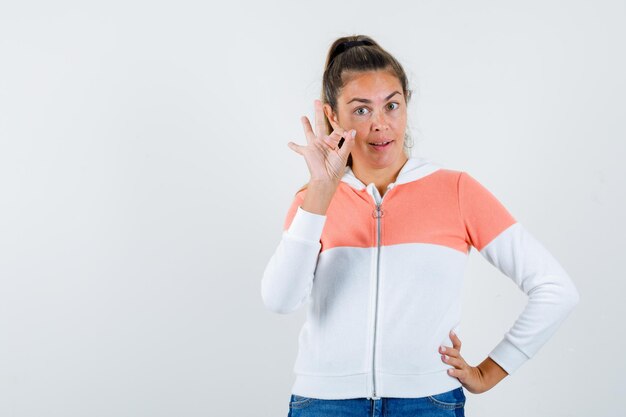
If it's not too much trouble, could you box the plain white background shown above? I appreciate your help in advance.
[1,1,624,416]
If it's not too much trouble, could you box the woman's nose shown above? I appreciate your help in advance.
[372,110,389,131]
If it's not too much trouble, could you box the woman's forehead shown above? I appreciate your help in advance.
[340,70,403,102]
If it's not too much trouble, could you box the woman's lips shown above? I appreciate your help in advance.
[369,140,393,149]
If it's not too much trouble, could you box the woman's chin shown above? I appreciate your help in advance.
[356,146,405,167]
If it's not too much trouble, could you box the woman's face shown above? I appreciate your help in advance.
[324,70,407,169]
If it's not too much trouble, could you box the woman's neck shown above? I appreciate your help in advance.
[351,154,409,195]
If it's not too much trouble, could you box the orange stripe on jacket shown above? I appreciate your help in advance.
[457,171,517,251]
[381,170,469,253]
[282,170,516,254]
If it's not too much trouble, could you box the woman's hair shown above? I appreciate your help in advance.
[296,35,413,195]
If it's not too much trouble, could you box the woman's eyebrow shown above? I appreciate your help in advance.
[347,91,401,104]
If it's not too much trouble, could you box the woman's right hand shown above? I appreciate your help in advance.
[288,99,356,183]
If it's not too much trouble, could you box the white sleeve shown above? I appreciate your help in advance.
[458,171,580,375]
[261,206,326,314]
[480,222,581,375]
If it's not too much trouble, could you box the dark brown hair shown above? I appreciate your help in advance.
[323,35,413,168]
[296,35,413,195]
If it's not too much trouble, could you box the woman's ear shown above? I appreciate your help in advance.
[323,103,341,131]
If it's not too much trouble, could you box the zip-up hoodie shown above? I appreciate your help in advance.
[261,156,579,400]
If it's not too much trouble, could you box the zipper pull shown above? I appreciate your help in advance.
[371,204,384,219]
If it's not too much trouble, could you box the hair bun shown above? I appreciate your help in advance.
[329,39,374,65]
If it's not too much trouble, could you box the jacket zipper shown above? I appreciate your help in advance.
[367,185,390,400]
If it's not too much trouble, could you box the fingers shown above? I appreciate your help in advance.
[314,99,328,138]
[303,113,343,149]
[441,353,465,369]
[301,103,356,154]
[450,330,462,350]
[438,331,462,357]
[314,99,347,141]
[447,367,466,382]
[324,129,350,149]
[287,141,304,155]
[440,329,467,377]
[439,345,459,358]
[337,129,356,158]
[301,116,315,144]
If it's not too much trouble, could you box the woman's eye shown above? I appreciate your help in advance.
[355,103,398,116]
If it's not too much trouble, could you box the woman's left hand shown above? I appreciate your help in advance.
[439,330,500,394]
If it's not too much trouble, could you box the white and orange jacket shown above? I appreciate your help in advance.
[261,156,579,400]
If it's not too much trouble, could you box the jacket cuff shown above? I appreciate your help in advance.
[285,206,327,242]
[488,337,531,376]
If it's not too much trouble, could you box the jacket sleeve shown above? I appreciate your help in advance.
[458,171,580,375]
[261,191,327,314]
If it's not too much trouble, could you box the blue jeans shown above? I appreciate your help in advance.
[287,387,466,417]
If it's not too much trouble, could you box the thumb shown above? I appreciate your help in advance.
[338,130,356,158]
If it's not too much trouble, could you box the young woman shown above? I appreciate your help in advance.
[262,35,579,417]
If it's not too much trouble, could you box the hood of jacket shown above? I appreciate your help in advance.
[340,156,444,191]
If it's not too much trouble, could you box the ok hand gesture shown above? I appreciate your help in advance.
[288,99,356,183]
